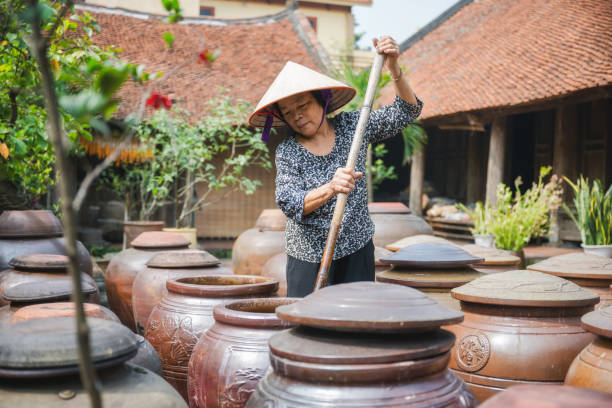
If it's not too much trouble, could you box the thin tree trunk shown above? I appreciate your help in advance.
[26,2,102,407]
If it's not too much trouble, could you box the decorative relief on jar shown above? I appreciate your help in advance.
[223,367,266,408]
[146,315,199,365]
[455,333,490,372]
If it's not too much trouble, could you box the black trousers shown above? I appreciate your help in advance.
[286,239,375,298]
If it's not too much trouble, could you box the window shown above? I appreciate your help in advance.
[199,6,215,16]
[307,16,317,32]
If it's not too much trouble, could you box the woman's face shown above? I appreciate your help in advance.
[277,92,324,138]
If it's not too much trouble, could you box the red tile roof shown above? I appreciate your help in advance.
[76,4,329,119]
[379,0,612,122]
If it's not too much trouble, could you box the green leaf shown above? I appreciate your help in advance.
[89,117,111,136]
[95,66,128,96]
[162,32,174,48]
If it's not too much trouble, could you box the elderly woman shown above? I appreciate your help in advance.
[248,36,422,297]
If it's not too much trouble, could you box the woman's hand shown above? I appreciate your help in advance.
[373,36,401,76]
[328,167,363,195]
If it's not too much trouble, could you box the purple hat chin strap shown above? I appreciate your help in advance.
[317,89,332,131]
[261,115,273,142]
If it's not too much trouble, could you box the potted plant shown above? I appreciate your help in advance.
[563,176,612,257]
[457,201,495,247]
[487,166,563,265]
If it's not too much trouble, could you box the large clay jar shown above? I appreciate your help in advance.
[145,275,279,401]
[105,231,191,331]
[188,298,296,408]
[528,253,612,309]
[132,250,232,334]
[0,210,92,275]
[232,209,286,276]
[124,220,165,248]
[0,254,99,307]
[0,317,187,407]
[477,384,612,408]
[376,243,485,310]
[260,252,288,297]
[448,270,599,403]
[368,202,433,248]
[247,282,476,407]
[565,305,612,393]
[461,244,521,274]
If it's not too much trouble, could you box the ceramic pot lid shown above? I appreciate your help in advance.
[255,209,287,231]
[581,305,612,339]
[0,317,138,377]
[374,246,392,266]
[2,279,97,303]
[461,244,521,266]
[0,210,63,238]
[130,231,190,249]
[451,270,600,307]
[269,326,454,364]
[275,281,464,332]
[384,235,453,252]
[379,243,484,268]
[9,254,69,271]
[477,384,612,408]
[368,202,411,214]
[376,267,485,288]
[146,249,220,268]
[527,253,612,280]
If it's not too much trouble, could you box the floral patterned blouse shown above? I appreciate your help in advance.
[275,95,423,262]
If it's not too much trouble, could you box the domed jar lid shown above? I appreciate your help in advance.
[0,317,138,378]
[254,209,287,231]
[368,202,411,214]
[0,210,63,238]
[275,281,464,332]
[267,326,455,383]
[2,279,97,304]
[581,305,612,339]
[130,231,190,249]
[527,252,612,280]
[379,243,484,268]
[451,270,600,307]
[461,244,521,266]
[385,234,453,252]
[9,254,70,271]
[146,250,220,268]
[376,267,485,288]
[477,384,612,408]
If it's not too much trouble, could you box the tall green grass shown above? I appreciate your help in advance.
[563,177,612,245]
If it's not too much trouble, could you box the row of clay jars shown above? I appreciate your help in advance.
[132,250,231,334]
[0,210,92,275]
[565,304,612,393]
[0,317,186,407]
[446,270,599,403]
[187,298,296,408]
[144,275,279,401]
[105,231,191,331]
[0,254,99,307]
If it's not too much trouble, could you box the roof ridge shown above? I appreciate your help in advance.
[75,3,295,26]
[399,0,473,52]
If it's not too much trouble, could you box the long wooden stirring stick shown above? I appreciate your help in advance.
[313,52,386,291]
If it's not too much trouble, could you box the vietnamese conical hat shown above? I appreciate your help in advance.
[248,61,356,128]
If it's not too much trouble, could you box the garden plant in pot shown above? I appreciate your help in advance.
[564,176,612,258]
[457,201,495,248]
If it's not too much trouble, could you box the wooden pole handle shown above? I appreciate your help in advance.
[313,53,386,291]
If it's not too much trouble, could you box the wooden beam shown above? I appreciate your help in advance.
[485,117,507,205]
[466,132,485,203]
[553,104,578,200]
[409,151,425,216]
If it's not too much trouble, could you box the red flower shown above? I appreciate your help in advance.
[146,92,172,110]
[198,49,219,64]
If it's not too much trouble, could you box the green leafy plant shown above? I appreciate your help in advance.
[369,143,397,190]
[563,176,612,245]
[488,166,563,251]
[457,201,493,235]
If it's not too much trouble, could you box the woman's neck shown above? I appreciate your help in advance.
[296,120,335,156]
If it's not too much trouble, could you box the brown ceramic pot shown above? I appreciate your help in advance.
[528,253,612,309]
[477,384,612,408]
[0,254,99,307]
[145,275,279,401]
[124,220,165,248]
[132,250,232,334]
[260,252,288,297]
[0,210,92,276]
[447,270,599,403]
[368,202,433,248]
[7,301,118,324]
[188,298,296,408]
[564,305,612,393]
[461,244,521,274]
[0,317,187,407]
[232,209,286,276]
[105,231,191,331]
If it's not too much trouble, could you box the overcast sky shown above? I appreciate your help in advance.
[353,0,458,49]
